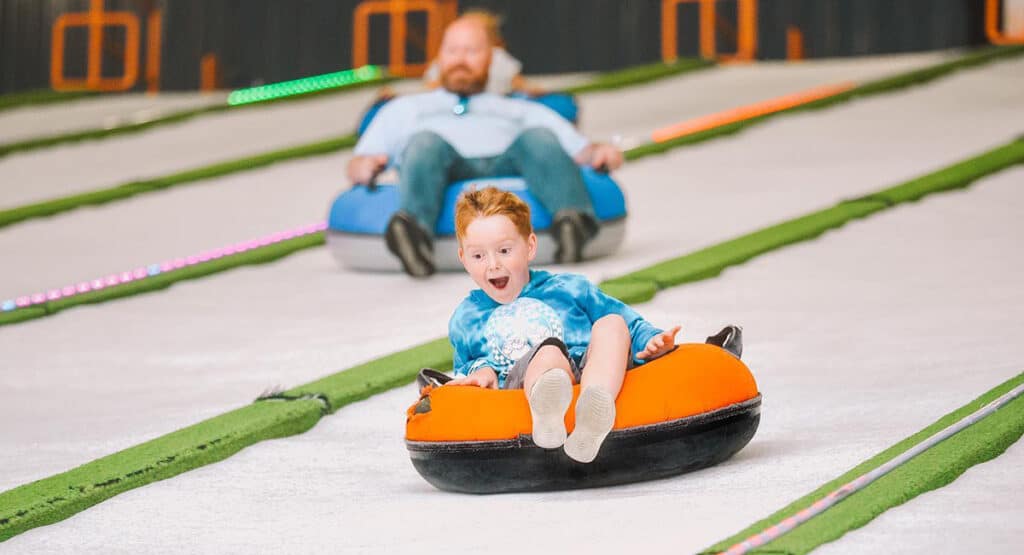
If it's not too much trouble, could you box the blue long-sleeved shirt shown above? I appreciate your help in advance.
[354,89,589,166]
[449,270,663,387]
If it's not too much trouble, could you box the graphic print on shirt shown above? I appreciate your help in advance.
[483,297,565,372]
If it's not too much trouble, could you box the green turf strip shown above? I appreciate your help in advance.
[624,45,1024,161]
[0,89,97,113]
[0,135,356,229]
[0,57,711,160]
[0,400,324,542]
[0,76,392,159]
[700,372,1024,555]
[0,231,326,326]
[563,58,713,95]
[2,138,1022,543]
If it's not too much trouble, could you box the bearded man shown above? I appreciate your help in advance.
[347,15,622,277]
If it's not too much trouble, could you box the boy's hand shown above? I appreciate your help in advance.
[447,367,498,389]
[637,325,681,360]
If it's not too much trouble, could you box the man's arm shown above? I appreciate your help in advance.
[348,98,411,183]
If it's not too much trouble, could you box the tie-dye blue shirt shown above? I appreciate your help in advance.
[449,270,663,387]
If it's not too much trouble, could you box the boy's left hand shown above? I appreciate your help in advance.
[637,325,681,360]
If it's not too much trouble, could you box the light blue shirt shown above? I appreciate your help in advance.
[354,89,590,166]
[449,270,663,388]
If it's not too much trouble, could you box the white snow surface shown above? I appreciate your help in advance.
[0,52,947,210]
[1,57,1022,490]
[1,53,1022,553]
[5,159,1022,555]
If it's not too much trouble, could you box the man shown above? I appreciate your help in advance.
[347,15,623,277]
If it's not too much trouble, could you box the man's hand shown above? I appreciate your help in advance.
[446,367,499,389]
[575,143,624,172]
[347,154,388,184]
[637,325,682,361]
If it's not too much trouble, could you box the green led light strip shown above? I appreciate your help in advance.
[226,65,384,106]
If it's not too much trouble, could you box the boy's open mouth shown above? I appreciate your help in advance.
[488,277,510,289]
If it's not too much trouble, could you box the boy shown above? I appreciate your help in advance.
[446,187,680,463]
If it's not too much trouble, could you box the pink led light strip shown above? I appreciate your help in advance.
[1,221,328,313]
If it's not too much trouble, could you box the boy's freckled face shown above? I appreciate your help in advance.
[458,215,536,304]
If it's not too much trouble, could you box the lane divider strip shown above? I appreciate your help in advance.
[715,380,1024,555]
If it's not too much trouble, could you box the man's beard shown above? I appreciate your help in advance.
[440,64,488,95]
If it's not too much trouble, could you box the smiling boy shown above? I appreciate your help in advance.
[446,187,680,463]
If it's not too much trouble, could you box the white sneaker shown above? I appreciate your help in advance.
[528,369,574,449]
[564,387,616,463]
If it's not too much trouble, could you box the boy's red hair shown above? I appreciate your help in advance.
[455,187,533,242]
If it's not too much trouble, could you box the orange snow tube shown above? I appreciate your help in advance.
[406,343,761,493]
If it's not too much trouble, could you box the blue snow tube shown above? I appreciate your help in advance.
[326,166,626,272]
[357,92,579,136]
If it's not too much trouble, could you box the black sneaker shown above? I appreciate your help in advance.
[385,211,435,277]
[551,210,597,264]
[705,325,743,359]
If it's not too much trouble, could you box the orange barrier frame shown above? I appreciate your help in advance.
[786,26,805,61]
[51,0,140,91]
[352,0,456,77]
[145,10,162,93]
[200,54,220,92]
[662,0,757,63]
[986,0,1024,45]
[650,81,856,144]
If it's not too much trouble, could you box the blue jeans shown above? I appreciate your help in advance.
[398,128,595,236]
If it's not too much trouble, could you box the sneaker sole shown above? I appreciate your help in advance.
[386,220,433,277]
[564,387,616,463]
[554,221,581,264]
[528,370,574,449]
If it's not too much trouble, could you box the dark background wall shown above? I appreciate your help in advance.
[0,0,989,94]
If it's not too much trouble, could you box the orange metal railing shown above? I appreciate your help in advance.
[145,9,163,93]
[352,0,457,77]
[986,0,1024,45]
[200,54,221,92]
[51,0,141,91]
[786,26,805,61]
[662,0,757,63]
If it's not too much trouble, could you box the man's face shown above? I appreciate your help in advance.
[438,20,491,95]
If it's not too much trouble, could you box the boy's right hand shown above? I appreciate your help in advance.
[447,367,498,389]
[347,154,388,184]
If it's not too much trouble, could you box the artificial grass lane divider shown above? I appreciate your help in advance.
[0,70,390,159]
[0,135,357,229]
[0,57,710,162]
[700,372,1024,555]
[0,230,326,326]
[625,44,1024,160]
[0,399,324,543]
[0,89,96,113]
[2,139,1023,543]
[0,338,453,543]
